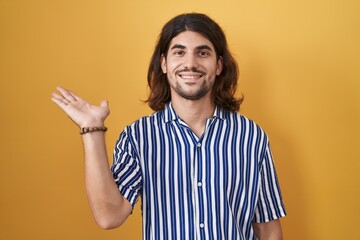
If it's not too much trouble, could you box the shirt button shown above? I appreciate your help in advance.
[197,143,202,147]
[197,182,203,187]
[200,223,205,228]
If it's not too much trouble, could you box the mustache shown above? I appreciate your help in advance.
[176,68,206,75]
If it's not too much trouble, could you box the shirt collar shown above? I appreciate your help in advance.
[162,102,179,123]
[162,102,227,123]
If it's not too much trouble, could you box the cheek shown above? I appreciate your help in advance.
[167,58,183,71]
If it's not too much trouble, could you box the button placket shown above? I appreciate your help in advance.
[195,139,206,234]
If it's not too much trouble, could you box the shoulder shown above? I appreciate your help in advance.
[115,112,162,148]
[225,111,263,128]
[120,110,164,138]
[128,111,163,128]
[224,110,269,140]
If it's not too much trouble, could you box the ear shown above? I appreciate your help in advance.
[216,56,223,76]
[161,54,167,74]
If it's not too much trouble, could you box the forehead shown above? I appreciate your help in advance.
[168,31,215,50]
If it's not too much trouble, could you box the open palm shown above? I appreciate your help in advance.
[51,87,110,128]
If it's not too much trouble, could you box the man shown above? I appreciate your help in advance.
[52,13,286,240]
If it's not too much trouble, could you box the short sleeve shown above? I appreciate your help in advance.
[111,127,142,207]
[254,140,286,223]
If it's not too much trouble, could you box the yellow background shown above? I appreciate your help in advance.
[1,0,359,239]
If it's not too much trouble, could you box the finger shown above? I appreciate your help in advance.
[51,96,69,112]
[100,100,109,108]
[56,87,85,103]
[56,86,77,102]
[51,92,70,105]
[68,89,82,101]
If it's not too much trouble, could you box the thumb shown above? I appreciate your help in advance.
[100,100,109,108]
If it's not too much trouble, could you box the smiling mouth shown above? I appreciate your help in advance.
[179,74,203,79]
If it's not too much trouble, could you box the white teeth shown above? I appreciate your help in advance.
[180,75,200,79]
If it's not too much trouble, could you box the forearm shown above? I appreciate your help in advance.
[252,219,283,240]
[82,131,132,229]
[51,87,131,228]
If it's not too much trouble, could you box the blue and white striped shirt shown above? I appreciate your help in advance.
[111,103,286,239]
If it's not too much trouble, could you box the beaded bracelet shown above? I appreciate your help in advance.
[80,126,108,135]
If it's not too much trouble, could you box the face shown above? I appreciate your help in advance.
[161,31,223,101]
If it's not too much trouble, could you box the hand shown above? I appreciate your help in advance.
[51,86,110,128]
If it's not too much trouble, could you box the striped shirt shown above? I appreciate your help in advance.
[111,103,286,240]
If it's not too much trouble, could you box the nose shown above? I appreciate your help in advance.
[183,54,199,70]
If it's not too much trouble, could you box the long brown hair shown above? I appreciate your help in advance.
[146,13,243,112]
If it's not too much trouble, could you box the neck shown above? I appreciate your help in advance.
[171,94,215,137]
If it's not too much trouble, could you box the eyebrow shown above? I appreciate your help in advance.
[171,44,186,50]
[196,45,212,51]
[170,44,213,51]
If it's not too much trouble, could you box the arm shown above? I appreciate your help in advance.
[51,87,132,229]
[252,219,283,240]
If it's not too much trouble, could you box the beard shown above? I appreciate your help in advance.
[172,81,210,100]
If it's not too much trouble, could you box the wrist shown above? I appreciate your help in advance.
[80,126,108,135]
[80,120,105,129]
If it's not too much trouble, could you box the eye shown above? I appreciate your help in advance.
[173,50,185,56]
[198,50,210,57]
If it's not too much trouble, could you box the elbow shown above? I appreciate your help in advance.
[96,217,125,230]
[94,210,129,230]
[90,197,132,230]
